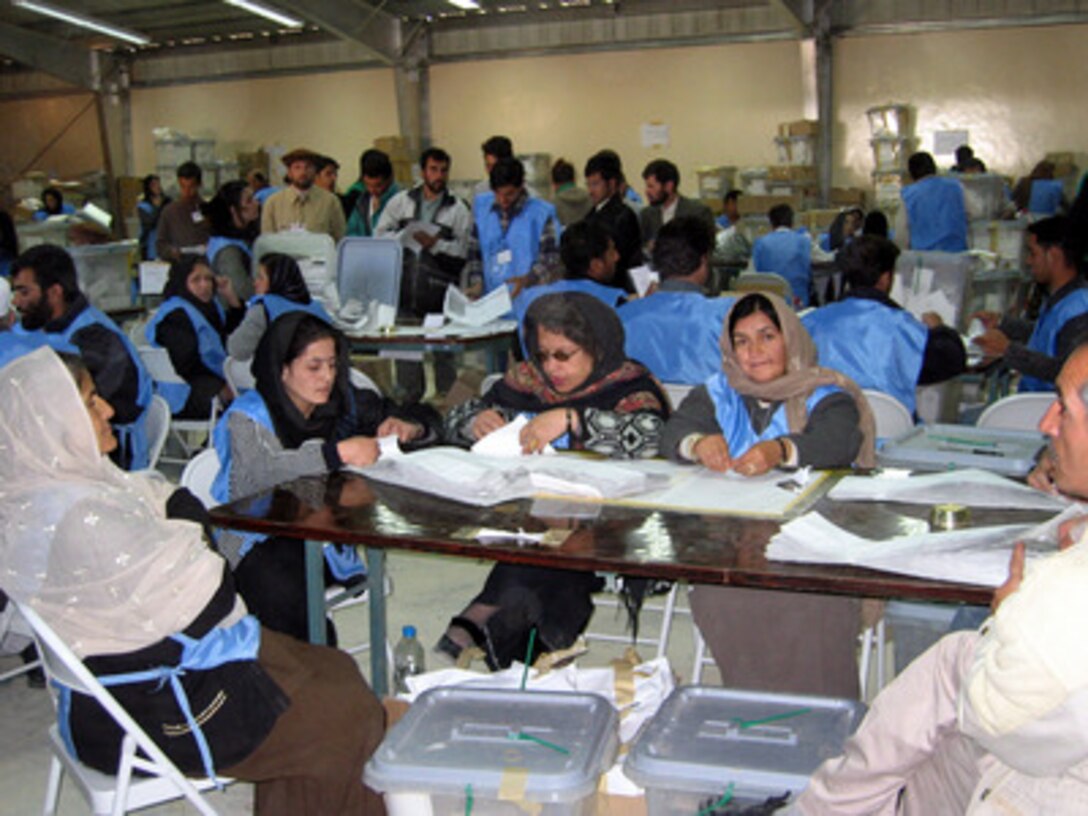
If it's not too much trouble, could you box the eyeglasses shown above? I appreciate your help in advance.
[534,347,582,364]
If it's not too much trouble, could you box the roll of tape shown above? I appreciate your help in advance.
[930,503,970,531]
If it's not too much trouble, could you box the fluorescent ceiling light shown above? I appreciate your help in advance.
[448,0,481,9]
[224,0,304,28]
[12,0,151,46]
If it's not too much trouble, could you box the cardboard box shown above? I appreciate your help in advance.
[737,194,802,217]
[803,208,842,232]
[768,165,816,183]
[116,176,144,217]
[787,119,820,137]
[830,187,867,207]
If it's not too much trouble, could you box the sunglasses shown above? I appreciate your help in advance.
[534,347,582,364]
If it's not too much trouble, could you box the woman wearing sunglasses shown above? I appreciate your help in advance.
[441,291,670,669]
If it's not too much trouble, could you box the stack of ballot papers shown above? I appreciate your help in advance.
[828,468,1068,511]
[767,503,1086,587]
[444,285,512,326]
[360,446,666,506]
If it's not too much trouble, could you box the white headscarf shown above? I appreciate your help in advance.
[0,347,226,657]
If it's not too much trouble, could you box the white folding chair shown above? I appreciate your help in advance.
[662,383,693,411]
[690,626,717,684]
[142,395,171,471]
[862,389,914,440]
[585,581,682,662]
[976,392,1054,431]
[15,601,230,816]
[349,367,381,394]
[733,271,792,302]
[180,448,221,509]
[222,355,255,397]
[137,346,218,463]
[479,372,503,396]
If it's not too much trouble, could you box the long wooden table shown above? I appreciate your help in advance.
[344,323,515,373]
[210,472,1048,695]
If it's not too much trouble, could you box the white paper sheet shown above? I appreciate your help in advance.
[378,435,403,460]
[470,414,556,458]
[443,285,513,326]
[396,220,441,253]
[829,469,1068,511]
[628,265,660,298]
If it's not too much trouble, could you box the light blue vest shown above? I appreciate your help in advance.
[1028,179,1064,216]
[802,298,927,413]
[145,297,227,412]
[248,293,331,325]
[212,390,365,580]
[1021,286,1088,392]
[18,305,152,469]
[706,374,838,457]
[206,236,251,266]
[753,229,813,307]
[901,176,968,252]
[619,292,733,385]
[476,197,558,294]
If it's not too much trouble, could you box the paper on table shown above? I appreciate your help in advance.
[829,468,1068,511]
[139,261,169,295]
[444,285,512,326]
[628,265,660,298]
[470,414,556,458]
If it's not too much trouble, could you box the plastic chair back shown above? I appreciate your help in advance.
[336,237,403,310]
[180,448,222,510]
[862,389,914,440]
[144,395,171,470]
[976,393,1054,431]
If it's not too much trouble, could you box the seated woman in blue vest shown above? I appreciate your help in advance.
[228,253,330,362]
[146,255,244,419]
[206,179,260,303]
[441,292,670,670]
[0,347,386,814]
[214,311,440,642]
[32,186,76,221]
[661,291,877,698]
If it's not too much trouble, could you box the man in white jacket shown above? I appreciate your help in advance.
[793,344,1088,815]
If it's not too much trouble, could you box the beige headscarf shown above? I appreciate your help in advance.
[0,347,226,657]
[719,292,876,469]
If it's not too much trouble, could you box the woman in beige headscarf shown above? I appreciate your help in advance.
[661,291,875,698]
[0,347,386,815]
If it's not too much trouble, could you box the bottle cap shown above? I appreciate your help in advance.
[402,625,416,638]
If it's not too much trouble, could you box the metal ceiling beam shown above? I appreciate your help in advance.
[0,20,94,88]
[278,0,401,65]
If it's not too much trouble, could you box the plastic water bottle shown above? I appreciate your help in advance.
[393,625,425,693]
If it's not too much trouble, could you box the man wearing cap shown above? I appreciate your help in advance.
[260,147,346,241]
[790,345,1088,815]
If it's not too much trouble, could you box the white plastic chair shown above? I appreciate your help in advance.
[137,346,218,462]
[862,389,914,440]
[349,367,381,394]
[662,383,693,410]
[585,582,682,661]
[480,372,503,396]
[143,395,171,471]
[222,355,255,397]
[336,237,403,311]
[15,601,230,816]
[976,393,1054,431]
[733,271,792,301]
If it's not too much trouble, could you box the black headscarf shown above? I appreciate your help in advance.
[489,291,667,414]
[259,253,312,304]
[163,255,225,337]
[251,311,353,449]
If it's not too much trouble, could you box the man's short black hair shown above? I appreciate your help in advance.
[955,145,974,165]
[560,221,612,280]
[642,159,680,187]
[652,217,713,280]
[838,235,901,290]
[420,147,451,169]
[585,150,623,183]
[1028,215,1075,268]
[481,135,513,160]
[489,157,524,190]
[314,155,339,172]
[724,190,742,206]
[907,151,938,182]
[768,204,794,228]
[12,244,80,304]
[551,158,575,185]
[176,161,202,182]
[360,149,393,181]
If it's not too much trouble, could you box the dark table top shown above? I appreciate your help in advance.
[209,471,1055,606]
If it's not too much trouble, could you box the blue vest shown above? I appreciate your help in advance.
[802,298,927,413]
[753,229,813,307]
[901,176,968,252]
[705,374,839,457]
[146,298,227,412]
[212,390,365,580]
[1021,286,1088,392]
[206,236,250,266]
[19,305,153,470]
[248,293,331,325]
[1028,179,1064,216]
[0,333,78,368]
[513,279,624,353]
[254,187,279,206]
[476,197,558,294]
[619,292,733,385]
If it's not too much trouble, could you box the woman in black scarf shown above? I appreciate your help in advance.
[213,311,440,641]
[441,292,670,669]
[145,254,244,418]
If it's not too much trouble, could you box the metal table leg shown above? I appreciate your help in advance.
[366,546,389,696]
[305,540,326,646]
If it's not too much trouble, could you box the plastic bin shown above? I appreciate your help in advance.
[154,136,192,167]
[625,686,865,814]
[365,687,618,816]
[866,104,909,138]
[870,137,908,171]
[697,166,737,199]
[885,601,959,673]
[789,135,816,166]
[70,240,138,312]
[876,423,1046,476]
[959,173,1008,222]
[740,168,769,195]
